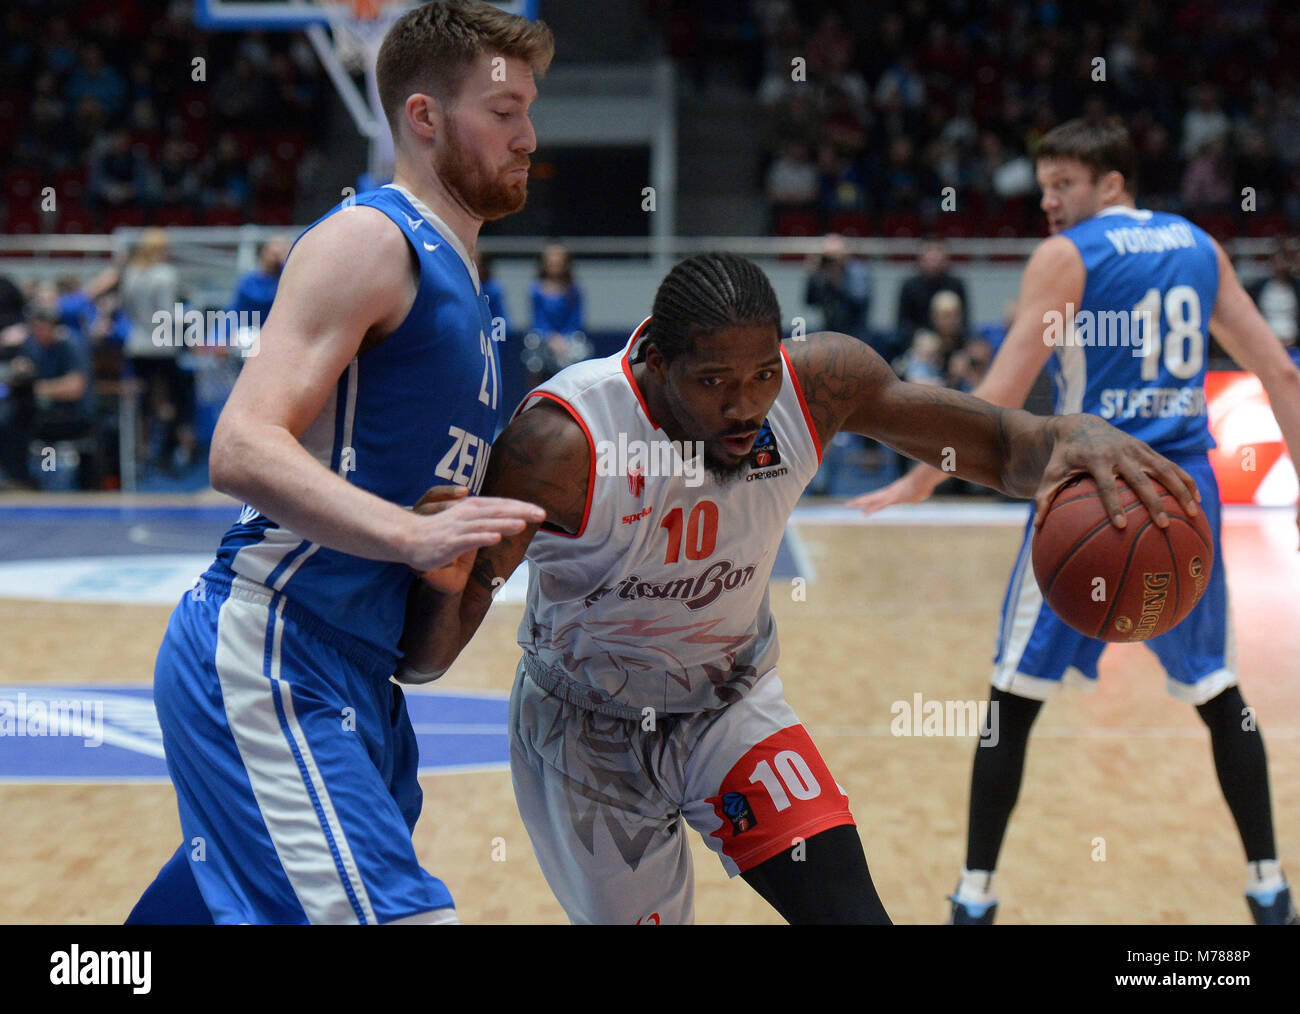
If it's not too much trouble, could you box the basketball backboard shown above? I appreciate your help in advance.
[194,0,540,181]
[194,0,537,31]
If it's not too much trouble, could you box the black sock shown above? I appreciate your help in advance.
[965,687,1042,873]
[740,824,892,924]
[1196,686,1277,863]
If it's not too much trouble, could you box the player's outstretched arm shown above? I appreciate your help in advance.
[398,400,590,681]
[848,236,1081,514]
[1207,239,1300,544]
[786,330,1200,529]
[208,207,543,572]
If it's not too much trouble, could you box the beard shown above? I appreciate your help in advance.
[435,119,528,222]
[703,444,748,485]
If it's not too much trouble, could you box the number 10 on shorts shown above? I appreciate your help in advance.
[707,725,854,870]
[749,751,821,811]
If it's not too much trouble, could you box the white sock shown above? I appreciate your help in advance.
[1246,859,1286,896]
[955,868,997,906]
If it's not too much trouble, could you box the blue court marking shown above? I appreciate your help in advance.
[0,505,236,562]
[0,685,509,783]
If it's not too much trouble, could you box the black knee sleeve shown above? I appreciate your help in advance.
[1196,686,1276,862]
[965,687,1042,872]
[740,825,892,925]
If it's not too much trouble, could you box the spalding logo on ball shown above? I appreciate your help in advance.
[1032,475,1214,643]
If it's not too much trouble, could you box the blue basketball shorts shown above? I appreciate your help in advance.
[992,453,1235,705]
[153,563,455,924]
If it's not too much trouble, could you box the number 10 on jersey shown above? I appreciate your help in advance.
[660,500,720,564]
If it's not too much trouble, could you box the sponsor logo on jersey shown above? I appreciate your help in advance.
[621,505,653,525]
[584,559,758,611]
[746,418,782,470]
[721,791,757,834]
[434,425,491,492]
[744,418,789,480]
[629,467,645,497]
[405,213,424,231]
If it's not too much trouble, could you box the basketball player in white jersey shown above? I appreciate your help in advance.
[399,252,1202,924]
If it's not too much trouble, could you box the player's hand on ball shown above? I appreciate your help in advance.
[847,465,943,515]
[1034,414,1200,532]
[403,489,545,573]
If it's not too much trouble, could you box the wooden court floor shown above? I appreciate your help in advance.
[1,505,1296,924]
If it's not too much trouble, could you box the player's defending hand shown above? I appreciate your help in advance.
[1034,414,1200,532]
[401,485,545,577]
[847,464,946,515]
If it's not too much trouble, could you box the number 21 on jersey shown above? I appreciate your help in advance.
[478,330,499,410]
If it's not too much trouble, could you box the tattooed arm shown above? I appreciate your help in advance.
[396,399,590,682]
[784,331,1201,528]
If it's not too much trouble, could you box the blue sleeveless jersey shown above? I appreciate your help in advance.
[215,184,503,661]
[1052,207,1220,455]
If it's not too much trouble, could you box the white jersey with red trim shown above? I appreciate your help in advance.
[515,318,823,716]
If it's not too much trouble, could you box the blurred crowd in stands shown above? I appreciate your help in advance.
[0,0,328,233]
[6,0,1300,494]
[0,229,289,490]
[652,0,1300,239]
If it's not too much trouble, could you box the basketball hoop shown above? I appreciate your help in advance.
[318,0,403,73]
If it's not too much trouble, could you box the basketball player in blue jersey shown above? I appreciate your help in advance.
[854,119,1300,925]
[126,1,553,924]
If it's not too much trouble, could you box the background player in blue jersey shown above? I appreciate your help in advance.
[854,119,1300,925]
[126,0,552,924]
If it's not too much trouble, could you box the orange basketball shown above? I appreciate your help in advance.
[1031,475,1214,643]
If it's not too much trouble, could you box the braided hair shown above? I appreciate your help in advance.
[636,252,781,364]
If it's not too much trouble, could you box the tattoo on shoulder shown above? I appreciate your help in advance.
[483,399,590,533]
[782,332,891,445]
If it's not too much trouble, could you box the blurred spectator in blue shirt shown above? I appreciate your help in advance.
[64,43,126,121]
[232,235,291,320]
[55,267,120,350]
[89,129,149,210]
[524,243,590,387]
[530,243,584,336]
[0,303,94,489]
